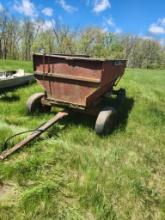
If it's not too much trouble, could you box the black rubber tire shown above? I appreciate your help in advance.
[26,93,50,113]
[95,107,116,135]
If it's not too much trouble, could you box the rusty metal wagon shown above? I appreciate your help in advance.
[27,53,127,134]
[0,54,126,160]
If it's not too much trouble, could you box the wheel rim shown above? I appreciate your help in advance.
[103,113,114,134]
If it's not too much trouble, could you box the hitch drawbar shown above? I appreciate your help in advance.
[0,111,68,160]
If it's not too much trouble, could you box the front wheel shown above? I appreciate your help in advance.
[95,107,116,135]
[26,92,51,113]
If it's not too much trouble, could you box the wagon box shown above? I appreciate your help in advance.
[33,54,126,109]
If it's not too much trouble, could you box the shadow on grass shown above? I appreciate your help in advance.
[107,96,134,132]
[50,95,134,136]
[0,94,20,102]
[0,81,36,102]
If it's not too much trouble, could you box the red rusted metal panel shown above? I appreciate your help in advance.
[33,54,126,108]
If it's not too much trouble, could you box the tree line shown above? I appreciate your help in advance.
[0,9,165,69]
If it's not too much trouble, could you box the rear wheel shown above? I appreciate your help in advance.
[26,92,51,113]
[95,107,116,135]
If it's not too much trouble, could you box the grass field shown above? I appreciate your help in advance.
[0,59,33,73]
[0,59,165,220]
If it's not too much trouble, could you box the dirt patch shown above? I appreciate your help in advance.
[0,182,17,203]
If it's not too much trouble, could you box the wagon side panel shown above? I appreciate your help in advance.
[86,60,126,107]
[101,60,127,87]
[33,55,103,107]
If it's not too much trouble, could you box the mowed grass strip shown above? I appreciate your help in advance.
[0,60,165,220]
[0,59,32,73]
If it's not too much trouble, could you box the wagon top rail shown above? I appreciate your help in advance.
[33,53,127,62]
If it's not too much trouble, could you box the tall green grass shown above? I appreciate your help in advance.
[0,60,165,219]
[0,59,32,73]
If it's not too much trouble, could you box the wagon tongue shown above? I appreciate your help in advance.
[0,111,68,160]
